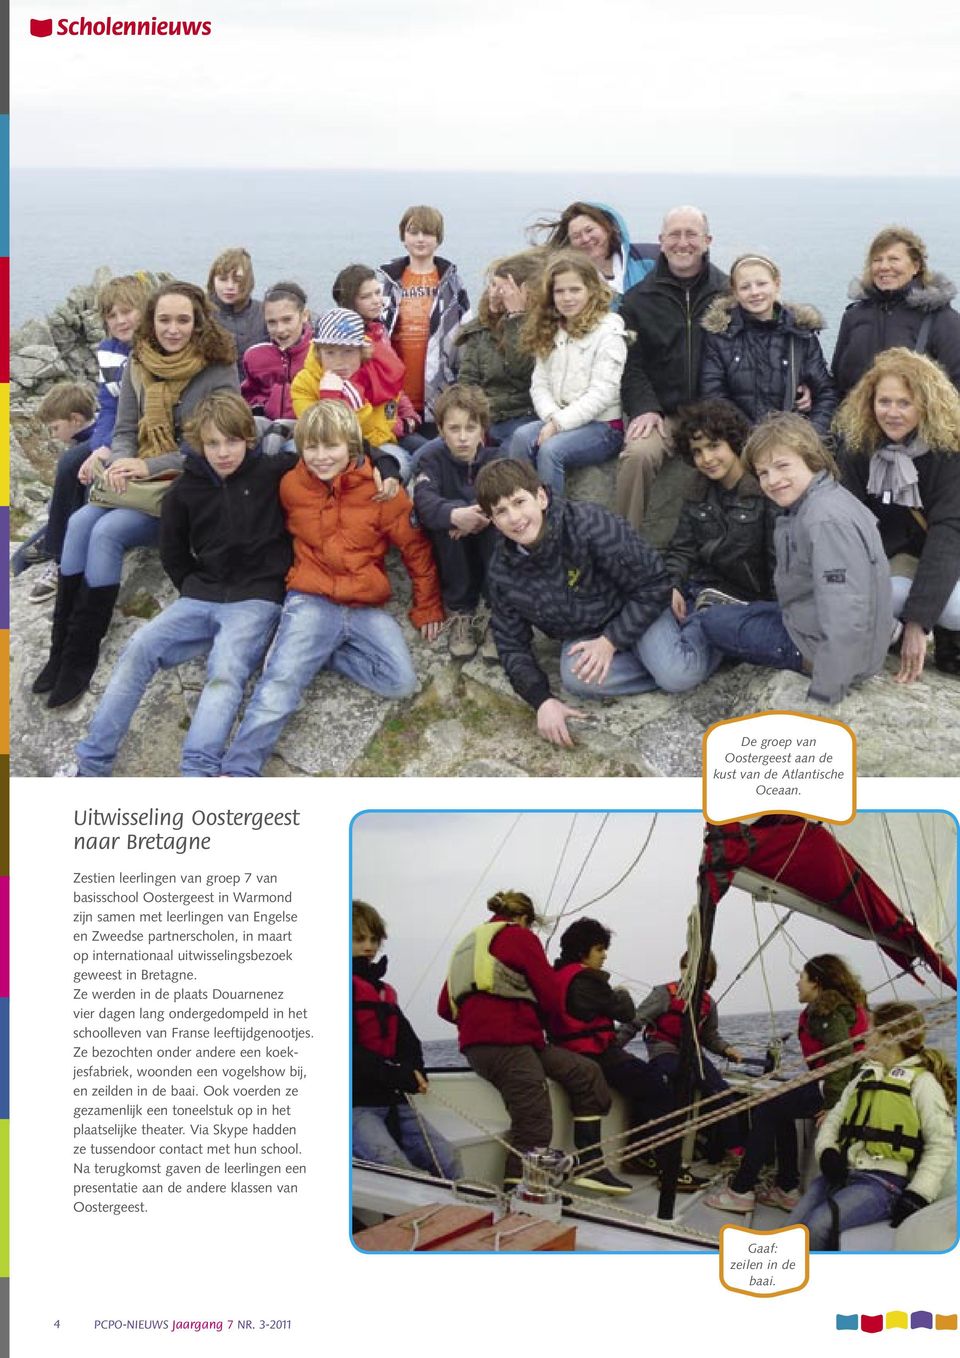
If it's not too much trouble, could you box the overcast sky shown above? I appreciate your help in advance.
[351,813,956,1044]
[10,0,960,174]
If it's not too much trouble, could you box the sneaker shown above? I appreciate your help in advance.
[658,1168,711,1194]
[622,1152,659,1175]
[478,625,499,663]
[10,527,51,575]
[28,561,59,604]
[694,588,747,611]
[756,1183,801,1211]
[889,619,904,651]
[571,1165,633,1195]
[704,1185,755,1213]
[447,612,477,660]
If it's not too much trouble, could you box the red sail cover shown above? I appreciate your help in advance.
[700,816,956,989]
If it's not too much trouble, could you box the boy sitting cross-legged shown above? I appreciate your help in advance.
[412,383,502,661]
[219,401,444,777]
[474,459,715,748]
[73,391,295,777]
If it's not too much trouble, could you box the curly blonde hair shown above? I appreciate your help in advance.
[521,251,613,357]
[833,348,960,454]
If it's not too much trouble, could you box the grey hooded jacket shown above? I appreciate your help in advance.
[775,472,893,703]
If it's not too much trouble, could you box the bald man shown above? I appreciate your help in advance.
[617,207,728,537]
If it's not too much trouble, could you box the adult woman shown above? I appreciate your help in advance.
[700,254,837,435]
[705,955,868,1214]
[832,227,960,398]
[531,201,657,296]
[34,282,239,708]
[834,348,960,679]
[437,890,630,1193]
[455,250,543,445]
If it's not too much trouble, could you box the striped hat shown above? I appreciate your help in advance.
[313,308,366,347]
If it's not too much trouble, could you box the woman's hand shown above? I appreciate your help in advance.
[498,274,527,316]
[671,588,687,622]
[894,621,928,684]
[104,458,148,493]
[78,448,108,486]
[567,635,616,686]
[536,419,560,446]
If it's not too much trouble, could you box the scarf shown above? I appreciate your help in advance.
[133,341,206,459]
[866,435,929,510]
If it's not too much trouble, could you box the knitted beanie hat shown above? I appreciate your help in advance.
[313,308,366,347]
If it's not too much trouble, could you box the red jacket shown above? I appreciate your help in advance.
[241,326,313,420]
[438,918,561,1050]
[360,324,420,435]
[280,456,443,627]
[548,963,617,1054]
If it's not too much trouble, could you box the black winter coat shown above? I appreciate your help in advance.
[620,254,729,417]
[487,497,672,709]
[699,299,838,435]
[831,274,960,398]
[839,442,960,630]
[412,441,504,533]
[159,444,295,604]
[662,472,776,601]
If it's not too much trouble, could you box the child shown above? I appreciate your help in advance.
[699,253,837,434]
[332,264,422,447]
[377,204,470,430]
[834,347,960,680]
[438,890,628,1193]
[509,251,626,495]
[412,384,502,660]
[697,412,894,704]
[219,402,444,777]
[26,381,99,603]
[456,251,542,446]
[240,281,312,420]
[73,391,294,776]
[621,950,745,1164]
[474,458,712,749]
[549,919,706,1192]
[352,900,461,1180]
[706,954,869,1213]
[291,308,408,483]
[665,398,776,616]
[23,276,150,601]
[206,247,268,366]
[788,1002,955,1248]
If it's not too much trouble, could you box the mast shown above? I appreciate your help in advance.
[656,869,717,1220]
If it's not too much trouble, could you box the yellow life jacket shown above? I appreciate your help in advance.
[838,1063,924,1166]
[446,922,537,1020]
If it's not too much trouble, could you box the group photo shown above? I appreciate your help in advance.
[10,172,960,778]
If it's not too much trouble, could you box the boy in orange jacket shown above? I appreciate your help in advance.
[220,401,443,776]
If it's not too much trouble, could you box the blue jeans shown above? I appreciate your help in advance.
[788,1170,904,1249]
[75,597,281,778]
[559,607,719,699]
[60,503,160,587]
[221,592,418,776]
[352,1105,462,1180]
[509,419,623,495]
[891,574,960,628]
[696,599,806,672]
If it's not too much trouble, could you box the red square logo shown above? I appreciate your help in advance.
[30,18,54,36]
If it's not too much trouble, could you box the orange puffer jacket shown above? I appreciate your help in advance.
[280,457,443,628]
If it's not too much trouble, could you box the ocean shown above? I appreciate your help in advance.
[11,168,960,360]
[423,1002,956,1072]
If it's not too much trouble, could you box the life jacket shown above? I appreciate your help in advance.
[798,1003,870,1068]
[352,974,400,1058]
[645,981,711,1048]
[446,921,537,1020]
[547,963,616,1055]
[837,1063,924,1166]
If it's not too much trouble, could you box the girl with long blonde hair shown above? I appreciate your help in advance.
[508,252,627,495]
